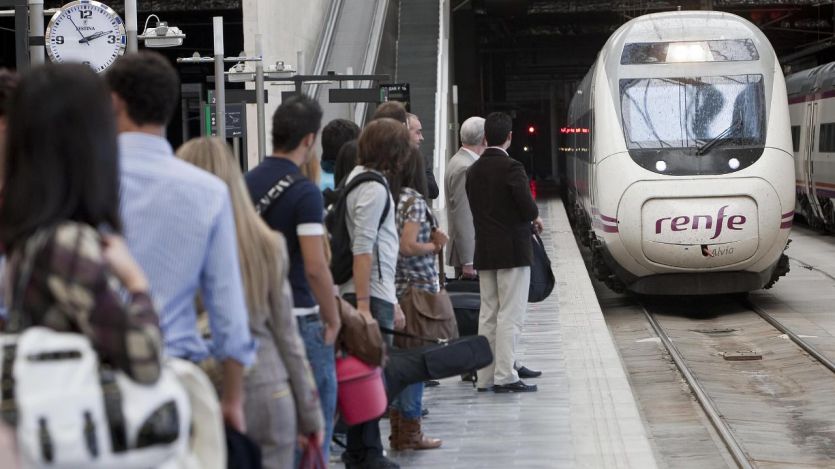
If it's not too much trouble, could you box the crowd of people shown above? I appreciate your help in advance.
[0,49,544,469]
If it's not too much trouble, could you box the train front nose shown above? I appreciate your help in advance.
[641,197,759,268]
[616,177,785,273]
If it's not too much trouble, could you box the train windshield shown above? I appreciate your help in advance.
[620,74,765,151]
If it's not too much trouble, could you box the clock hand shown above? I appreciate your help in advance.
[68,16,91,47]
[79,30,112,44]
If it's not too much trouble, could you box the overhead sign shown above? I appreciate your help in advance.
[206,103,245,137]
[380,83,410,110]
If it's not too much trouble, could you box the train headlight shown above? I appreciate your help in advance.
[729,158,740,170]
[666,42,712,62]
[655,160,667,172]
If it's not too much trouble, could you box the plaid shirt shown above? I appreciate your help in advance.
[5,222,162,384]
[395,188,440,298]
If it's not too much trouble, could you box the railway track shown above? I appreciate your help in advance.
[640,298,835,469]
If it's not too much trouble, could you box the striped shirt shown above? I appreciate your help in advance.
[118,132,256,366]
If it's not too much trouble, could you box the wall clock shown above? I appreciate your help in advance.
[45,1,127,73]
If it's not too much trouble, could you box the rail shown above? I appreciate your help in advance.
[640,304,755,469]
[744,299,835,374]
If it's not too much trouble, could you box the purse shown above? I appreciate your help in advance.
[395,278,459,349]
[335,297,387,367]
[395,198,459,349]
[298,433,326,469]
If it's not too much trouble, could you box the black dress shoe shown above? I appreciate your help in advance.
[517,366,542,379]
[493,380,538,393]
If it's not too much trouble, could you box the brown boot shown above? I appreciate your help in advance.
[395,417,442,450]
[388,409,403,448]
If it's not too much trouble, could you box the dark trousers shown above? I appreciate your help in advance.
[342,294,394,463]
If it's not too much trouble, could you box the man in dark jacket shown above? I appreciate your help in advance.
[465,112,543,393]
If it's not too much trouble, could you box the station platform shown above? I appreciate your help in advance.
[358,197,659,468]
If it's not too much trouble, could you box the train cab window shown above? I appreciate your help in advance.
[621,39,759,65]
[819,123,835,153]
[791,125,801,152]
[620,74,766,175]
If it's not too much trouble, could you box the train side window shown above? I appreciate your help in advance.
[791,126,800,152]
[819,123,835,153]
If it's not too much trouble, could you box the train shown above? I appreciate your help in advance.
[787,63,835,230]
[563,10,794,295]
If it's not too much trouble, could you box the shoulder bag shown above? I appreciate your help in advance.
[528,232,555,303]
[394,198,459,349]
[335,296,387,367]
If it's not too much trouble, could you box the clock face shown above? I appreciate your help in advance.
[45,1,127,73]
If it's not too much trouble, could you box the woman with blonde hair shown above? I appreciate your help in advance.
[177,137,324,469]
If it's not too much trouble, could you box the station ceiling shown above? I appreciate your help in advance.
[461,0,835,81]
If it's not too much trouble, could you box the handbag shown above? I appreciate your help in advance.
[335,297,387,367]
[395,279,458,349]
[298,433,326,469]
[225,424,261,469]
[1,229,192,468]
[528,232,555,303]
[395,198,459,349]
[335,355,387,425]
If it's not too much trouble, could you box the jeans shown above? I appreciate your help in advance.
[341,295,394,463]
[295,316,337,463]
[391,382,423,419]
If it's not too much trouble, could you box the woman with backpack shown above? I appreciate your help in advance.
[337,118,410,469]
[0,63,163,384]
[177,137,324,469]
[388,148,448,451]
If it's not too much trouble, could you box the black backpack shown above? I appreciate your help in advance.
[326,171,391,285]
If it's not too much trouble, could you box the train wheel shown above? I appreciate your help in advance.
[763,253,790,289]
[819,197,835,232]
[799,194,824,230]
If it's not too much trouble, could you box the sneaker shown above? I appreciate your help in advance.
[493,380,538,393]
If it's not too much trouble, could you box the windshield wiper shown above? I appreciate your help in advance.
[696,118,743,156]
[696,119,742,156]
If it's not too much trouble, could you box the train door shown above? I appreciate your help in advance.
[803,101,826,221]
[587,78,597,212]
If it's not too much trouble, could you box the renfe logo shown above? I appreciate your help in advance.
[655,205,747,240]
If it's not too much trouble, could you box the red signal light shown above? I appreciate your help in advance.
[528,125,536,134]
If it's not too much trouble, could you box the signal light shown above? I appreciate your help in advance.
[528,125,536,134]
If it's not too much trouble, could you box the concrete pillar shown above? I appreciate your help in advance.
[241,0,329,168]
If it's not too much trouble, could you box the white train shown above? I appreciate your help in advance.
[564,11,794,295]
[787,63,835,229]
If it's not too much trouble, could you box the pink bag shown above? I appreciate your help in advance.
[335,355,387,425]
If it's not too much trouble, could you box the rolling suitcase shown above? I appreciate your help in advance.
[449,290,480,337]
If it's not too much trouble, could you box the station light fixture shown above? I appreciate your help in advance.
[139,14,185,48]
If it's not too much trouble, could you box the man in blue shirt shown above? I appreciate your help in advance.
[246,96,341,460]
[107,52,256,432]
